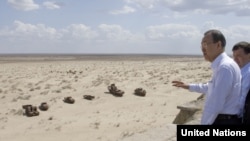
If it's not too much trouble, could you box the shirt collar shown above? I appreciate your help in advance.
[241,62,250,72]
[211,52,227,70]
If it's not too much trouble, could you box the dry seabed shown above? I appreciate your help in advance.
[0,57,210,141]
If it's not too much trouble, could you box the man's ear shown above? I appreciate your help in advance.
[247,53,250,60]
[216,41,223,50]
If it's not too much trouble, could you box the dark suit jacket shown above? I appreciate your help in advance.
[243,89,250,124]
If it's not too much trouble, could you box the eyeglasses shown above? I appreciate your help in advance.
[201,42,215,49]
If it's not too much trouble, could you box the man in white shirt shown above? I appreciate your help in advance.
[232,41,250,124]
[172,29,242,125]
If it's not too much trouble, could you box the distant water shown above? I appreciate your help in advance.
[0,54,204,62]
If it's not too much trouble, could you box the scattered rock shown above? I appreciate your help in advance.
[83,95,95,100]
[39,102,49,111]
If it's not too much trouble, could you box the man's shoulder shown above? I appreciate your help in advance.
[245,62,250,70]
[219,58,238,68]
[218,59,241,75]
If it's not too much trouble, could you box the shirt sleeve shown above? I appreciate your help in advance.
[189,83,209,94]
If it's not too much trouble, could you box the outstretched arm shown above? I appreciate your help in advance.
[172,81,189,90]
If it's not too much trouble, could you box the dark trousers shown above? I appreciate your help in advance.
[212,114,242,125]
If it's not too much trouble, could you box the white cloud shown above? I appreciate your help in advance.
[146,24,200,40]
[7,0,39,11]
[4,21,61,40]
[62,24,99,40]
[1,20,250,54]
[2,21,250,44]
[110,5,136,15]
[200,21,250,40]
[225,25,250,39]
[98,24,131,40]
[172,12,188,18]
[43,1,61,9]
[125,0,250,17]
[125,0,158,9]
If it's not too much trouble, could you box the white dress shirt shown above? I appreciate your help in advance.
[189,52,242,125]
[239,62,250,117]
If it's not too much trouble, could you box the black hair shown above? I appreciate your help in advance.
[232,41,250,54]
[204,29,226,48]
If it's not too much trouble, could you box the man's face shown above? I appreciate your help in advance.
[233,48,249,68]
[201,33,219,62]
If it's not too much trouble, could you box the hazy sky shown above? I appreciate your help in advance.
[1,0,250,55]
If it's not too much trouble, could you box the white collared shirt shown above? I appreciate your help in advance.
[239,62,250,117]
[189,52,242,125]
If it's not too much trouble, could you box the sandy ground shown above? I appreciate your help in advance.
[0,55,211,141]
